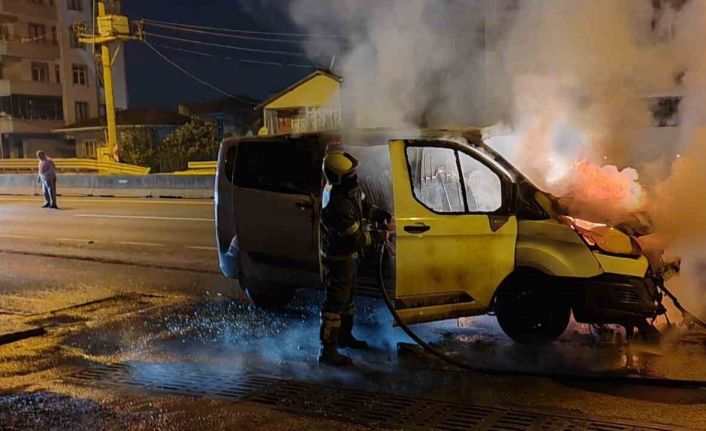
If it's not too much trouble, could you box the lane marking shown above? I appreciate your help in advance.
[0,196,212,206]
[119,241,165,247]
[185,246,218,251]
[55,237,93,243]
[0,234,36,240]
[74,214,214,222]
[0,249,221,274]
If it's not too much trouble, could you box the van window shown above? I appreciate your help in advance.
[234,139,321,194]
[223,144,237,184]
[458,151,502,212]
[405,144,503,214]
[406,146,465,213]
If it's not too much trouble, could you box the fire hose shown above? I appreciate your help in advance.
[656,279,706,331]
[372,240,706,388]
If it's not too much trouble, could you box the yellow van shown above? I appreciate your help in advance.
[216,128,663,344]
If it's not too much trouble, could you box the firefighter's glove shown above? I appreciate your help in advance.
[370,228,390,245]
[372,210,393,225]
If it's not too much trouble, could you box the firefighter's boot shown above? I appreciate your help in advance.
[339,314,369,350]
[319,312,353,366]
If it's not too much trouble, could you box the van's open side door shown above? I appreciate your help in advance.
[233,136,326,288]
[389,139,517,324]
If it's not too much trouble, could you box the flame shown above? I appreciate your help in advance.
[569,159,644,209]
[488,121,647,223]
[553,159,646,223]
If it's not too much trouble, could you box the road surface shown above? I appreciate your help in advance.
[1,196,706,430]
[0,195,217,272]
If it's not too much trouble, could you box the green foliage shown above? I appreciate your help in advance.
[160,117,218,172]
[119,127,160,172]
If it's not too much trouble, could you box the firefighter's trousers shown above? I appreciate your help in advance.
[322,253,357,317]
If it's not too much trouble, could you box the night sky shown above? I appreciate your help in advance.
[121,0,317,108]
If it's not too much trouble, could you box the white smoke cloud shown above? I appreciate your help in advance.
[289,0,488,128]
[289,0,706,311]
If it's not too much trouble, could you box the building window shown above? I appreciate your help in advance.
[305,106,340,132]
[99,104,106,117]
[68,0,82,11]
[31,62,49,82]
[51,26,57,45]
[82,140,97,158]
[72,64,88,86]
[649,96,681,127]
[0,94,64,121]
[28,0,45,4]
[0,25,10,41]
[54,65,60,83]
[28,23,47,43]
[75,101,89,120]
[68,26,83,48]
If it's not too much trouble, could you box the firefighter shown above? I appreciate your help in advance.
[319,152,391,366]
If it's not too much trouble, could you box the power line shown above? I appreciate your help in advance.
[143,18,345,39]
[144,21,319,45]
[145,31,309,57]
[151,43,316,69]
[142,39,255,105]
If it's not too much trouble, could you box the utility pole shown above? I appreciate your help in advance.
[75,2,142,162]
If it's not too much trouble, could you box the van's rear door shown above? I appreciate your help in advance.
[215,139,239,278]
[233,136,326,285]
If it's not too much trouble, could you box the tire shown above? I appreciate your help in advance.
[244,283,295,310]
[495,271,571,344]
[238,262,295,310]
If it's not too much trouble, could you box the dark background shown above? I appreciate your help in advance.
[121,0,317,108]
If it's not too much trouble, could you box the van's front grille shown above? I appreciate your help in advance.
[614,289,641,304]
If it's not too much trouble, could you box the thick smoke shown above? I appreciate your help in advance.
[289,0,488,128]
[649,0,706,314]
[289,0,706,312]
[489,0,679,222]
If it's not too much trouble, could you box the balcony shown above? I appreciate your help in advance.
[0,78,62,97]
[0,116,62,133]
[0,37,60,61]
[0,0,57,21]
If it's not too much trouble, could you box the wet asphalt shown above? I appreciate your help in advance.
[1,197,706,430]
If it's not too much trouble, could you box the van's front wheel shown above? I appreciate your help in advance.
[495,272,570,344]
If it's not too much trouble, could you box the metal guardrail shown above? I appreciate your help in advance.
[0,158,150,175]
[187,161,217,169]
[175,160,217,175]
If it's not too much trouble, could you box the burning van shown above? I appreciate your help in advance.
[215,128,665,344]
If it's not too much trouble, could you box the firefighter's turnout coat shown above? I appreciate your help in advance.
[321,186,388,315]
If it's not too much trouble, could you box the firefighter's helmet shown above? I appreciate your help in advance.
[323,152,359,185]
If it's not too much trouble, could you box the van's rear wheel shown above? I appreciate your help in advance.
[238,262,295,310]
[495,271,570,344]
[244,283,295,310]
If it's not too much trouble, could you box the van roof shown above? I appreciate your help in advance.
[224,126,543,188]
[224,127,483,146]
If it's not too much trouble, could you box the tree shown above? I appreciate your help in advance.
[119,126,160,172]
[160,117,218,172]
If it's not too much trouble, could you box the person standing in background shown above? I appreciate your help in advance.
[36,151,58,209]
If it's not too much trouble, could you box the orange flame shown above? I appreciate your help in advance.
[555,159,645,222]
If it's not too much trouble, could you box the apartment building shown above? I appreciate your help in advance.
[0,0,127,159]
